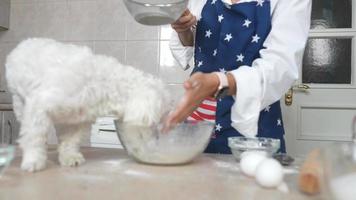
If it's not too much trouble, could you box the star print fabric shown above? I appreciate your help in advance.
[192,0,286,154]
[194,0,271,73]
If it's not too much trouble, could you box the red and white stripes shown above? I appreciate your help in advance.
[187,97,217,122]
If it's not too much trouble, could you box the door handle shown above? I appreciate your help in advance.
[293,84,310,91]
[285,84,310,106]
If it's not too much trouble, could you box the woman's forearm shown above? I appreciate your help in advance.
[227,73,237,96]
[178,30,194,46]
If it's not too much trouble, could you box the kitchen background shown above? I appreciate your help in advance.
[0,0,355,156]
[0,0,193,148]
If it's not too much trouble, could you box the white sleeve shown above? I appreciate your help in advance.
[169,0,206,70]
[230,0,312,137]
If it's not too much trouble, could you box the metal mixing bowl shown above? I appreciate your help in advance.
[124,0,188,25]
[228,136,280,161]
[115,120,214,165]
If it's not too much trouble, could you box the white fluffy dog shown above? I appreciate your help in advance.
[6,38,170,172]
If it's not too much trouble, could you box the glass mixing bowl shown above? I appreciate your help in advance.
[124,0,189,25]
[0,144,15,177]
[228,136,280,161]
[115,120,214,165]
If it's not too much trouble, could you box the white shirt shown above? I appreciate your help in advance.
[169,0,312,137]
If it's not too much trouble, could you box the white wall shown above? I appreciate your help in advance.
[0,0,192,146]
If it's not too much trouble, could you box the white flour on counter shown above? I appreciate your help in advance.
[330,173,356,200]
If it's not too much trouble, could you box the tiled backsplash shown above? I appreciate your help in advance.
[0,0,191,83]
[0,0,193,145]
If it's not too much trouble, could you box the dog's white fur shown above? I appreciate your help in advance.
[6,38,170,172]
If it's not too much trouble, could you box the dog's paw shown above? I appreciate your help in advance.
[21,158,47,172]
[59,152,85,167]
[21,149,47,172]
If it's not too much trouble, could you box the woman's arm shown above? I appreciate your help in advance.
[164,72,236,128]
[165,0,312,134]
[169,1,206,70]
[177,30,195,47]
[171,10,196,47]
[229,0,312,136]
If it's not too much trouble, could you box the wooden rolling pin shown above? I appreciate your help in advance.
[298,149,322,195]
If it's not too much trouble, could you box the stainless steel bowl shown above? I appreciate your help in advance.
[115,120,214,165]
[124,0,188,26]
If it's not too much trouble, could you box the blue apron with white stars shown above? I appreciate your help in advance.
[193,0,286,154]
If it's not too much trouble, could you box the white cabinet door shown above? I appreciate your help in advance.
[0,43,15,104]
[0,110,20,144]
[0,0,10,30]
[282,0,356,157]
[90,117,123,149]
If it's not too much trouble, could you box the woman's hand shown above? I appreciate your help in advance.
[171,9,197,46]
[163,72,237,131]
[171,9,197,33]
[164,72,219,129]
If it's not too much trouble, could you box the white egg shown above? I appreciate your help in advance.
[240,151,267,177]
[240,150,267,159]
[255,158,284,188]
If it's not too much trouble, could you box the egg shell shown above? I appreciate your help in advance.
[240,152,267,177]
[255,158,284,188]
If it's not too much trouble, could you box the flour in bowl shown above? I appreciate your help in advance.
[116,122,213,165]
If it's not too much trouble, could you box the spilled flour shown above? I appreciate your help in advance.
[330,173,356,200]
[124,169,152,178]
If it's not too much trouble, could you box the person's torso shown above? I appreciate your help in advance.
[190,0,286,154]
[193,0,272,131]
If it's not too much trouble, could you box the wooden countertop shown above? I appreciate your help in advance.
[0,147,322,200]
